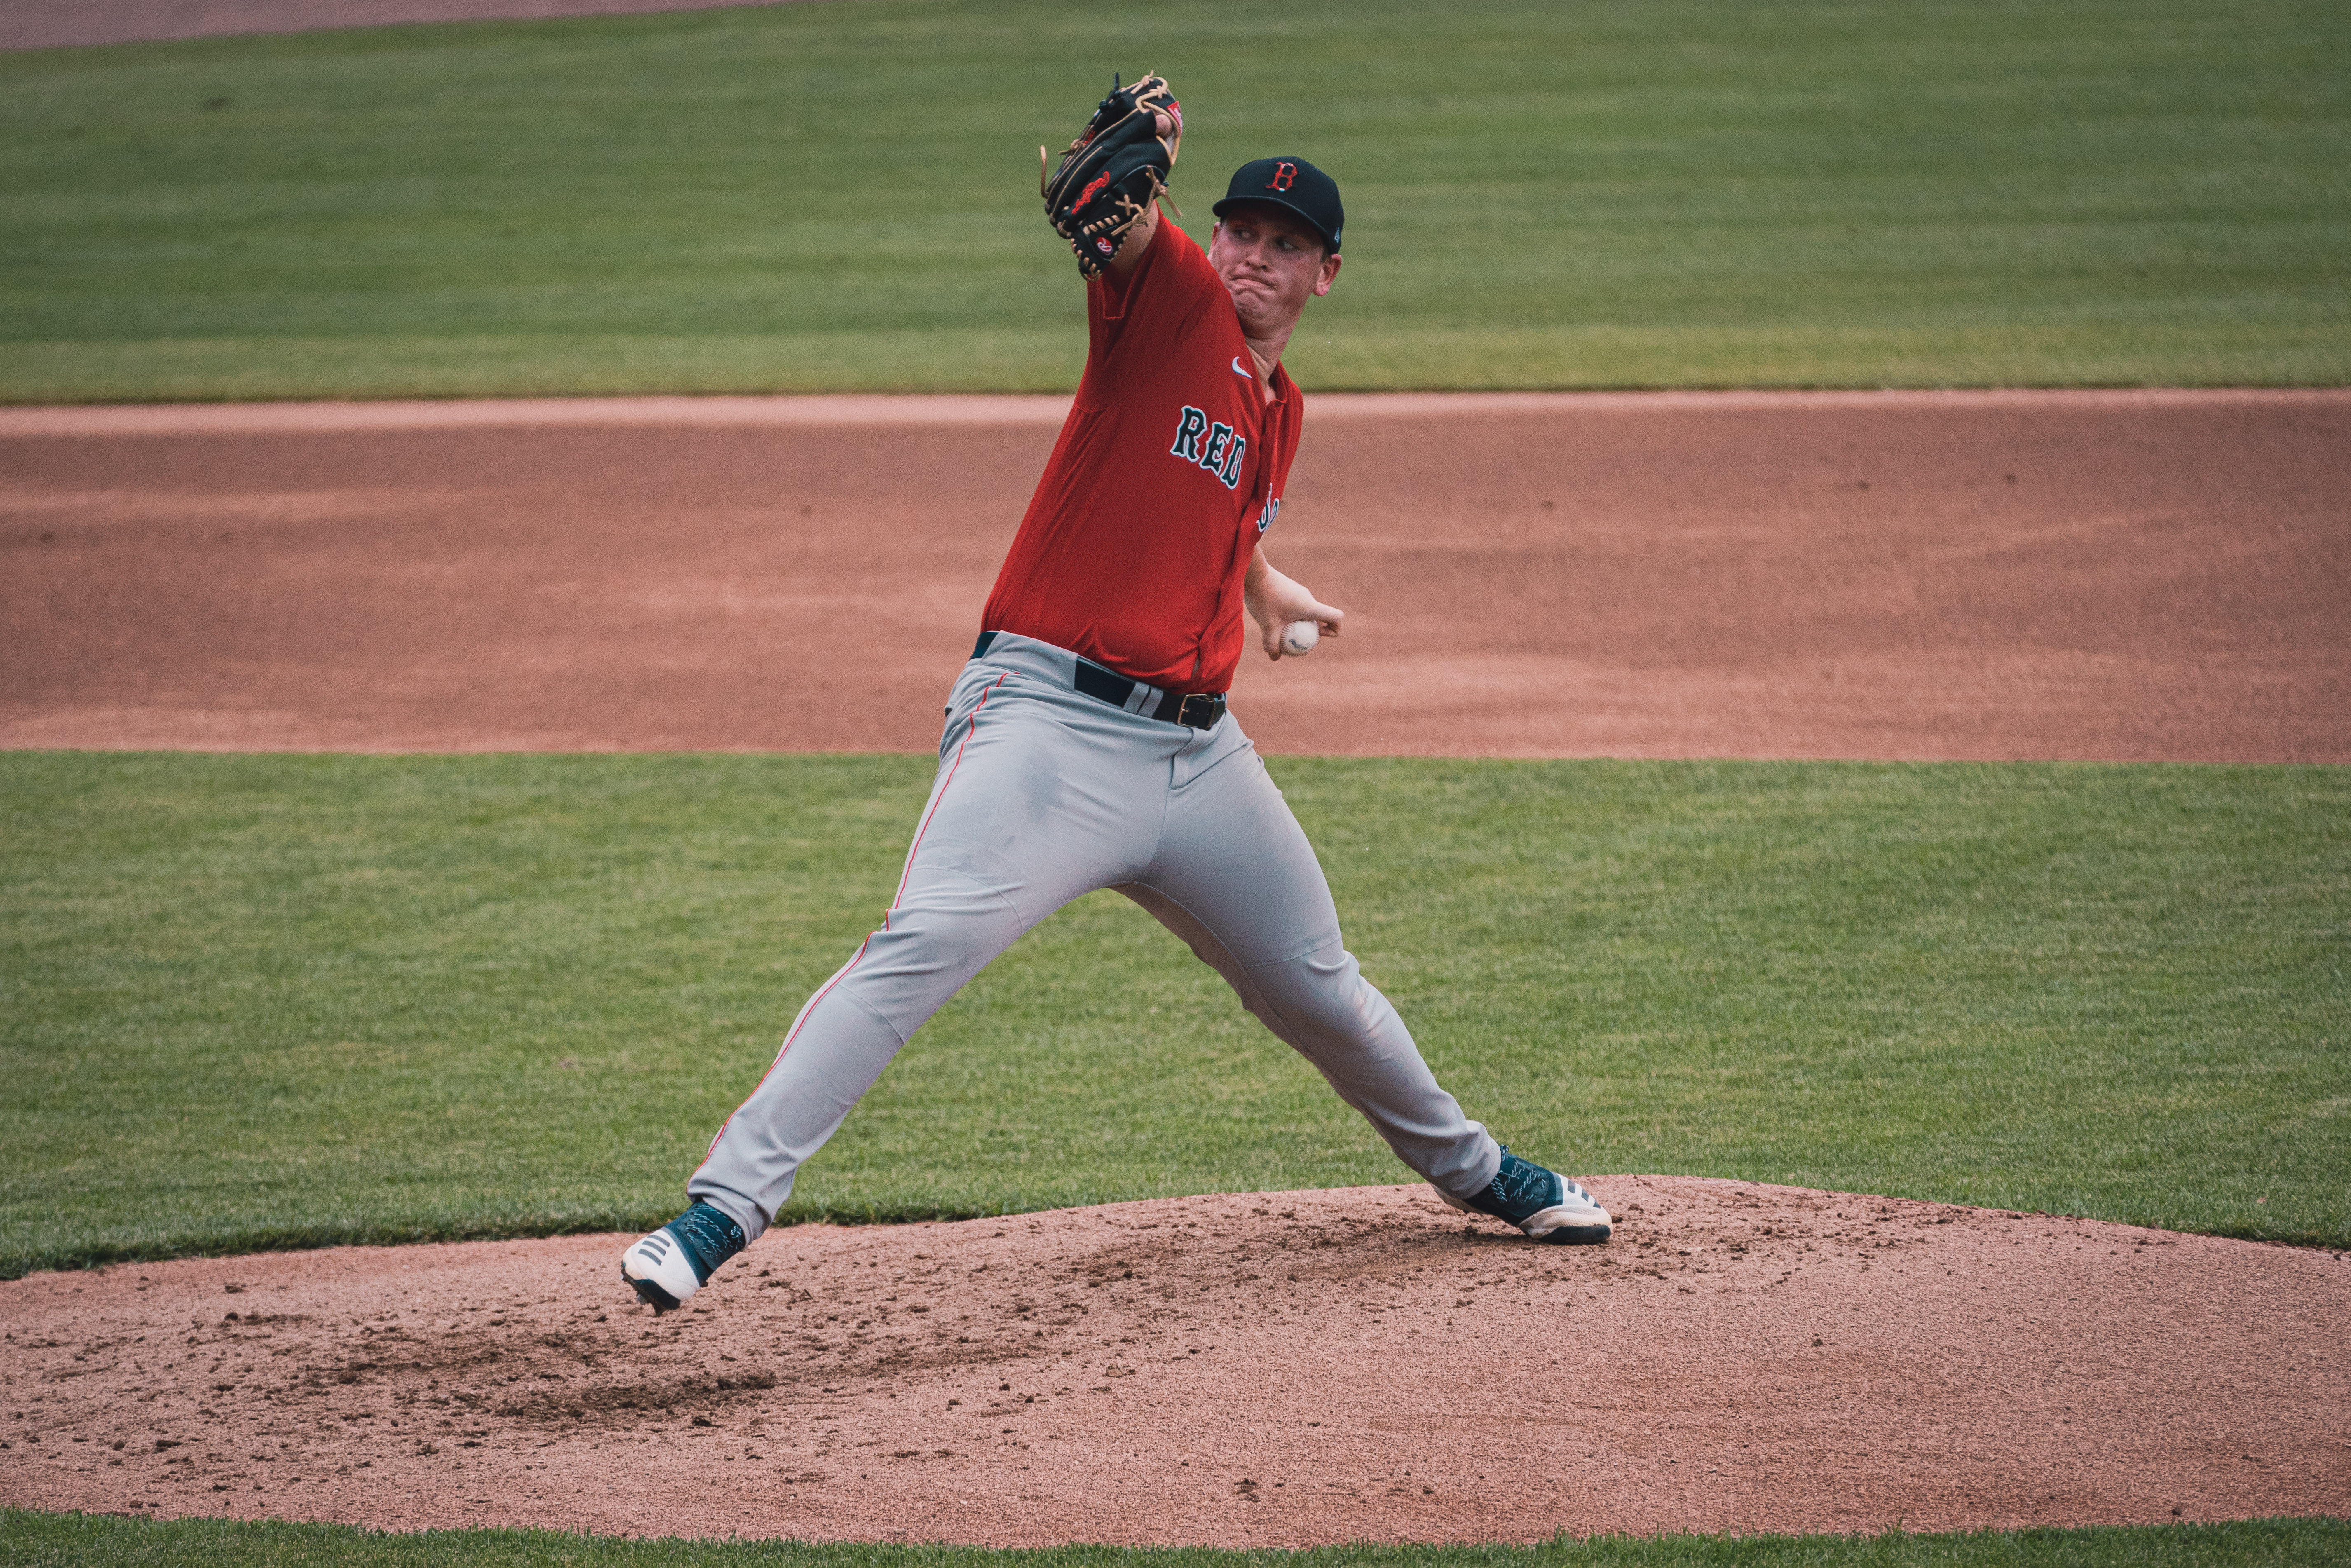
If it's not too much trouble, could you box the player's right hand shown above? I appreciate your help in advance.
[1246,559,1343,661]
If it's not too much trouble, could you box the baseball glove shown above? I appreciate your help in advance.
[1041,72,1182,278]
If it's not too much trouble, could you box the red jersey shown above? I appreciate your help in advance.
[982,221,1300,692]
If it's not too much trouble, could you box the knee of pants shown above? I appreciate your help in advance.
[834,874,1024,1038]
[1244,942,1394,1052]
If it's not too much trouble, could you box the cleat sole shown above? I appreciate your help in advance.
[623,1268,682,1312]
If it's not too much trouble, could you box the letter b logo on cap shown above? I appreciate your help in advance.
[1267,161,1296,192]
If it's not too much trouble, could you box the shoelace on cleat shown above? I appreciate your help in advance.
[1486,1151,1563,1222]
[668,1202,747,1283]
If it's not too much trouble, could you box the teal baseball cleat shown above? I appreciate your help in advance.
[620,1201,747,1312]
[1439,1148,1612,1243]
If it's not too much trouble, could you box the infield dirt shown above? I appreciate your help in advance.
[4,1179,2345,1547]
[0,0,795,53]
[5,390,2346,762]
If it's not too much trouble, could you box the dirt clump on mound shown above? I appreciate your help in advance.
[3,1177,2344,1547]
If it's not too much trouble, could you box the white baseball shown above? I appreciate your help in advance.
[1280,619,1320,657]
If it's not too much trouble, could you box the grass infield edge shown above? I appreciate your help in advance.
[2,1508,2348,1565]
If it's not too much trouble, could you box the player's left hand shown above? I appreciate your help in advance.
[1042,73,1183,279]
[1245,561,1343,661]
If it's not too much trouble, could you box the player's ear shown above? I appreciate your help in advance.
[1312,251,1341,298]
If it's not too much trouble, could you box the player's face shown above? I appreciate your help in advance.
[1209,204,1342,337]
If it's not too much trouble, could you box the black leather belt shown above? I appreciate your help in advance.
[973,630,1226,731]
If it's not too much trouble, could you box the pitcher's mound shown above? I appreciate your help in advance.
[4,1177,2344,1546]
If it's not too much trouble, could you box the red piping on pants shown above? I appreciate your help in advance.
[697,673,1008,1166]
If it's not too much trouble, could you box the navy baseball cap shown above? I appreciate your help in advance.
[1213,157,1343,253]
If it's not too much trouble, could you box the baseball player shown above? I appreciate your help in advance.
[622,77,1611,1313]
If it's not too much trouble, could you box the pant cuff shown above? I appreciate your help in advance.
[684,1183,769,1245]
[1435,1135,1503,1202]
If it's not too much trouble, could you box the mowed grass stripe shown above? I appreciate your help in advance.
[2,1512,2347,1566]
[1,0,2346,400]
[1,752,2342,1279]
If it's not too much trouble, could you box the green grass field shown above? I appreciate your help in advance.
[3,0,2347,400]
[2,1513,2347,1568]
[4,752,2343,1280]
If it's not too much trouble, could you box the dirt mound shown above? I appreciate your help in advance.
[4,1177,2343,1546]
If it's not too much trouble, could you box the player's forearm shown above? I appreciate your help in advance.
[1104,203,1159,278]
[1243,544,1281,621]
[1247,544,1344,642]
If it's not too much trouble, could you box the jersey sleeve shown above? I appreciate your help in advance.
[1080,223,1221,404]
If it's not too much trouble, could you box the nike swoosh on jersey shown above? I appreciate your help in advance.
[1231,356,1254,378]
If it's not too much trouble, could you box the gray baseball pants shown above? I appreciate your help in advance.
[687,630,1501,1240]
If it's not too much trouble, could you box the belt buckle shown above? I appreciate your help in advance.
[1175,692,1225,731]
